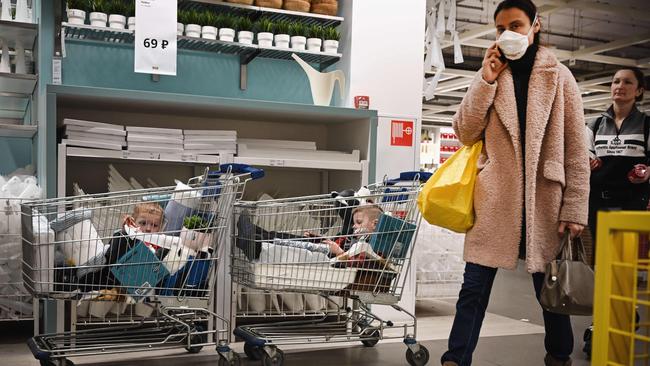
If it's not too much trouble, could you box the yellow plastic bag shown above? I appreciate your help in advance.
[417,141,483,233]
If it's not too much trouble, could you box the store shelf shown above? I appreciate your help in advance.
[0,72,37,96]
[0,20,38,49]
[0,96,29,119]
[235,156,363,171]
[182,0,343,27]
[65,146,220,165]
[0,123,37,138]
[63,23,341,70]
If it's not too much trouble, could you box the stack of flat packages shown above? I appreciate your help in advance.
[183,130,237,156]
[126,126,184,154]
[62,119,126,150]
[238,138,360,162]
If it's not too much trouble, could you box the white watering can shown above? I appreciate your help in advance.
[292,53,345,107]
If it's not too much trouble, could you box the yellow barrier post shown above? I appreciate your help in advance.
[593,211,650,365]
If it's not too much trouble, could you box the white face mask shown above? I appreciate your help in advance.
[496,14,537,61]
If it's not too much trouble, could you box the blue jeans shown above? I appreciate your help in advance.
[441,262,574,365]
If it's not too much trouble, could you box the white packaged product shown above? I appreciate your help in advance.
[51,210,106,267]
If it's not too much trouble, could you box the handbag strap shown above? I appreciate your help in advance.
[559,231,589,264]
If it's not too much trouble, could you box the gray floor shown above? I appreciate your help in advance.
[0,264,592,365]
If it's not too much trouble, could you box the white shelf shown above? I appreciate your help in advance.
[187,0,343,27]
[0,20,38,49]
[64,146,220,165]
[234,156,363,171]
[0,123,36,138]
[0,72,37,96]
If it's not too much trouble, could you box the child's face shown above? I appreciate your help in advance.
[352,212,377,234]
[134,212,162,233]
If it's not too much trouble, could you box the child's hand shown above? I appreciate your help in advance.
[303,231,318,238]
[324,239,344,255]
[123,215,136,228]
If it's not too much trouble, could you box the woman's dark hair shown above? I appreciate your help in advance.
[494,0,540,44]
[614,67,645,102]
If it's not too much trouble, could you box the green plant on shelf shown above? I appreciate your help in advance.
[324,26,340,41]
[274,19,291,35]
[178,9,201,25]
[125,0,135,17]
[289,22,307,37]
[217,13,236,30]
[183,215,211,232]
[234,16,253,32]
[67,0,89,11]
[105,0,128,16]
[90,0,107,12]
[202,11,217,28]
[255,17,274,33]
[307,24,324,39]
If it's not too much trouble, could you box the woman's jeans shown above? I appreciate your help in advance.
[441,262,574,366]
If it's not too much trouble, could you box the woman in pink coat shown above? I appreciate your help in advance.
[440,1,590,366]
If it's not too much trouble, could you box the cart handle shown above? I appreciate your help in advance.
[220,163,265,180]
[386,171,431,185]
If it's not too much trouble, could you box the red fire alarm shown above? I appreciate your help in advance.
[390,120,414,147]
[354,96,370,109]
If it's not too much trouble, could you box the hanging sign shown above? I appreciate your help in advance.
[391,120,414,147]
[134,0,177,76]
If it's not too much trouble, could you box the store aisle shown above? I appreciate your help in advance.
[0,264,591,366]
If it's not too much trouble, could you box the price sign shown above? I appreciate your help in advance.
[134,0,177,76]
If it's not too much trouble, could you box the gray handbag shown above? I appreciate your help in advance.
[540,233,594,316]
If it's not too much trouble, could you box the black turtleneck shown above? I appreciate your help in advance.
[509,43,538,260]
[509,43,539,155]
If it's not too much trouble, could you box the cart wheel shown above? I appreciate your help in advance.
[218,352,241,366]
[40,360,75,366]
[261,348,285,366]
[361,330,380,347]
[244,343,264,361]
[406,345,430,366]
[185,327,207,354]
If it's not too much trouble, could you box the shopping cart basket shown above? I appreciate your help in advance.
[1,197,35,321]
[22,164,263,366]
[231,171,432,366]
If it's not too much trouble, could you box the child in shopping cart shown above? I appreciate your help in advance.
[236,189,364,260]
[77,202,165,290]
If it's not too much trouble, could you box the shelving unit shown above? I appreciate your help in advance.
[46,84,377,199]
[0,72,37,95]
[181,0,344,27]
[0,123,37,138]
[0,20,38,49]
[62,23,341,69]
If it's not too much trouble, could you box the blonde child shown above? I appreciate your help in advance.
[326,204,382,257]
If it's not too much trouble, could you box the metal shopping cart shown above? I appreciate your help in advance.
[231,171,432,366]
[22,164,263,366]
[1,197,36,322]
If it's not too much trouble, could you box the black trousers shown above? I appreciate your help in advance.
[588,189,649,252]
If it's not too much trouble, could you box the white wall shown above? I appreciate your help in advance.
[341,0,426,320]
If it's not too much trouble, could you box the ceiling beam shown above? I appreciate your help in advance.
[440,0,580,49]
[567,0,650,22]
[571,32,650,59]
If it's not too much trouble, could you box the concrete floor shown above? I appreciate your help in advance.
[0,264,592,365]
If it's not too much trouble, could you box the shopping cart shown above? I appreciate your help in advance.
[231,171,432,366]
[22,164,263,366]
[1,197,35,321]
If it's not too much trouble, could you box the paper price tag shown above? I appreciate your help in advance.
[270,160,286,167]
[134,0,177,76]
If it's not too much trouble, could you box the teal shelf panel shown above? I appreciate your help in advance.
[0,123,37,138]
[48,84,376,124]
[63,23,341,68]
